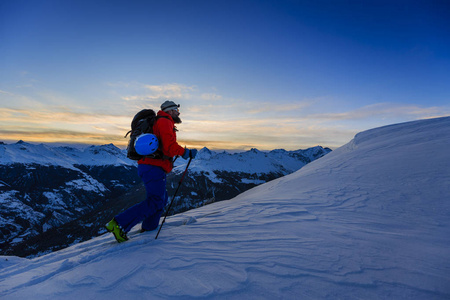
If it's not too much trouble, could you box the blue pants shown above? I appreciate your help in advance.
[115,164,168,233]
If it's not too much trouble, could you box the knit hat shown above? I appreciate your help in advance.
[161,100,180,112]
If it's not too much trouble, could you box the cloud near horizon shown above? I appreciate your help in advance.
[117,82,196,106]
[1,82,449,150]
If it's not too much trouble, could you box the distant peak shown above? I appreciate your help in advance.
[88,143,118,149]
[101,143,119,150]
[199,147,211,153]
[197,147,215,160]
[271,149,287,153]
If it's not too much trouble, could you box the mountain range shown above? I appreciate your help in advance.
[0,141,331,257]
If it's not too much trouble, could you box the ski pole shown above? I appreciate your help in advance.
[155,157,192,239]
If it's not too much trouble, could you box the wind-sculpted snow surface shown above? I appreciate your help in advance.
[0,117,449,299]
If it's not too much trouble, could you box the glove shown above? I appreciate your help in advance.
[189,149,198,159]
[182,148,198,159]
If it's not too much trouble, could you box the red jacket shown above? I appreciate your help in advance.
[138,110,185,173]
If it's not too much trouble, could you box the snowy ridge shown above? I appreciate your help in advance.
[0,117,449,299]
[1,140,330,178]
[174,146,330,175]
[0,141,133,167]
[0,140,329,174]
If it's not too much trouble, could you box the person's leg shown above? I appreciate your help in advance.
[141,211,161,231]
[115,164,166,232]
[141,188,168,231]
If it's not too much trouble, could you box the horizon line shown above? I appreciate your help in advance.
[0,139,334,152]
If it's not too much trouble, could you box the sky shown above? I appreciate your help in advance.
[1,0,449,150]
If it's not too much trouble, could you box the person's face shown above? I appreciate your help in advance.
[169,108,182,123]
[169,108,179,117]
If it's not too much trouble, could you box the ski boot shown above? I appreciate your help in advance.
[105,218,128,243]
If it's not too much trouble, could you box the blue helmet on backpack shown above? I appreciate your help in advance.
[134,133,159,156]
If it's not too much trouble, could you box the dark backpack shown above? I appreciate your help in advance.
[125,109,166,160]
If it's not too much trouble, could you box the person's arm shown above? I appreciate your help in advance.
[158,118,185,157]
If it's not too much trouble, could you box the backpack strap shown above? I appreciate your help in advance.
[148,116,172,161]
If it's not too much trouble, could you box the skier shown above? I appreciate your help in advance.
[106,100,198,242]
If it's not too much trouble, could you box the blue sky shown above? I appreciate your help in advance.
[1,0,449,150]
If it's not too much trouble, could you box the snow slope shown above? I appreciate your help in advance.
[0,117,449,299]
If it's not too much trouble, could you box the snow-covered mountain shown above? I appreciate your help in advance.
[0,141,133,167]
[0,142,330,257]
[1,116,448,299]
[186,146,326,174]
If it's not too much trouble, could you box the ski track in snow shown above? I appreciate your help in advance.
[1,117,450,299]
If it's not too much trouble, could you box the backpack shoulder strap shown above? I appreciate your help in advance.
[153,115,171,130]
[151,115,173,161]
[155,115,170,121]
